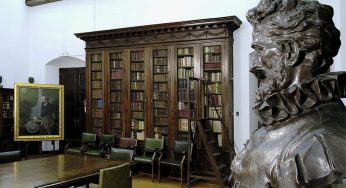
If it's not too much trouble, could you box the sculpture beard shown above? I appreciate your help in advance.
[253,55,289,105]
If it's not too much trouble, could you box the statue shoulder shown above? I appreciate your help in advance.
[285,133,346,187]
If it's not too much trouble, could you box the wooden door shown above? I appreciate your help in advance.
[59,68,86,140]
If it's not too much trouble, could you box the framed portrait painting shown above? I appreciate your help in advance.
[14,83,64,141]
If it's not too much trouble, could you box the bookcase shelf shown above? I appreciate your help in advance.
[76,16,240,150]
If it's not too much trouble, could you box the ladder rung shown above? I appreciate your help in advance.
[213,152,222,157]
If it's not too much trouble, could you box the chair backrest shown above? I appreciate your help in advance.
[100,134,114,146]
[144,138,163,152]
[110,148,134,161]
[174,141,189,153]
[81,132,97,143]
[119,138,137,149]
[0,150,21,164]
[99,163,131,188]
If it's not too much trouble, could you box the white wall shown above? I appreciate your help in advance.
[0,1,30,88]
[0,0,343,153]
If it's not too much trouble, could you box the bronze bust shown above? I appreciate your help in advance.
[230,0,346,187]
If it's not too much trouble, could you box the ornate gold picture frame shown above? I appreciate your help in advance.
[14,83,64,141]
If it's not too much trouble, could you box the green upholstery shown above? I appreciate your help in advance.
[99,163,131,188]
[158,141,189,187]
[85,134,114,157]
[0,150,21,164]
[134,138,164,182]
[110,148,134,161]
[65,132,97,155]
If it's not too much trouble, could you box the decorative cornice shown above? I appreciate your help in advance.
[75,16,241,48]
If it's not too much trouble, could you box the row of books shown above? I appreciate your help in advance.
[177,57,193,67]
[2,111,13,118]
[209,120,222,133]
[131,101,144,111]
[178,90,195,101]
[153,65,168,73]
[177,48,193,55]
[154,133,166,140]
[153,74,168,82]
[153,92,168,100]
[205,95,222,106]
[111,112,121,119]
[2,95,13,101]
[111,119,122,129]
[2,101,13,110]
[177,132,188,141]
[204,54,221,63]
[153,49,168,57]
[154,117,168,125]
[204,63,221,70]
[153,100,167,108]
[207,83,222,94]
[204,46,221,53]
[154,57,168,65]
[153,108,168,116]
[92,89,103,99]
[153,83,167,92]
[91,62,102,71]
[111,92,122,102]
[91,54,102,62]
[91,80,102,89]
[130,63,144,71]
[110,60,123,69]
[92,99,103,108]
[130,51,144,62]
[178,110,195,117]
[131,82,145,90]
[177,102,189,110]
[204,72,222,82]
[178,119,196,132]
[111,129,122,138]
[110,52,122,60]
[92,119,104,127]
[110,103,123,112]
[178,68,194,79]
[111,81,122,90]
[207,107,223,118]
[131,91,144,101]
[132,131,144,140]
[92,72,103,80]
[92,109,103,118]
[132,111,144,119]
[153,126,168,134]
[131,120,144,130]
[131,72,144,80]
[111,70,125,79]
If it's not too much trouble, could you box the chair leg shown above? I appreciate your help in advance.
[158,162,161,183]
[152,162,154,182]
[180,166,183,188]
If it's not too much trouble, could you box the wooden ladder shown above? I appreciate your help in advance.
[187,78,233,187]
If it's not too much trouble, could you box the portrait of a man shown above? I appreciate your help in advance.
[14,83,64,141]
[230,0,346,187]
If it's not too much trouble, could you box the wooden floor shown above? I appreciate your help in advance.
[88,176,219,188]
[132,176,219,188]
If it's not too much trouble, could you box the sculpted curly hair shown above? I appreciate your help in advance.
[247,0,340,75]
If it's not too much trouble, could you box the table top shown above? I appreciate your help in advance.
[0,154,123,188]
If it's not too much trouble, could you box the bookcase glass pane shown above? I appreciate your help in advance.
[90,53,103,129]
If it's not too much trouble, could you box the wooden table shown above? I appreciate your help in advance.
[0,154,123,188]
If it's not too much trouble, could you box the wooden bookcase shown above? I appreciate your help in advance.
[0,88,15,151]
[76,16,241,148]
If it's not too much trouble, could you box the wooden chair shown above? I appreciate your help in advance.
[64,132,97,155]
[84,134,114,157]
[99,163,131,188]
[133,138,164,182]
[158,141,189,187]
[0,150,21,164]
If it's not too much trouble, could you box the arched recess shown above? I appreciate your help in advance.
[42,56,85,151]
[45,56,85,84]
